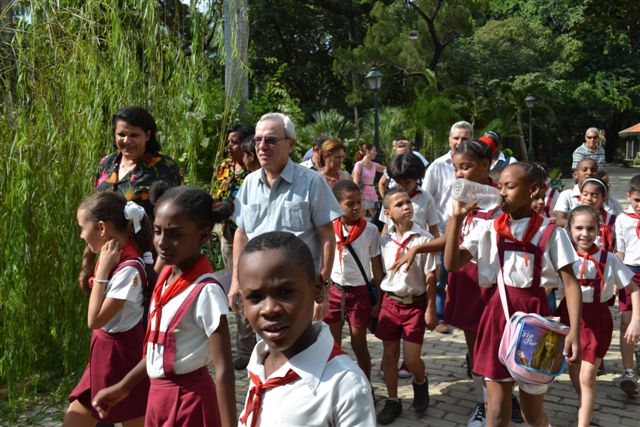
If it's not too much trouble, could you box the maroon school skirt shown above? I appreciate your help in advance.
[557,299,612,364]
[146,366,221,427]
[473,286,551,379]
[445,261,495,332]
[69,324,149,422]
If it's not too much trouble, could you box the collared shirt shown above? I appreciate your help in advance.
[239,322,376,427]
[380,223,439,296]
[462,217,578,289]
[572,144,606,169]
[299,158,318,171]
[94,151,183,216]
[102,266,144,333]
[490,151,517,171]
[616,206,640,265]
[422,151,454,230]
[330,221,380,287]
[233,159,342,271]
[572,248,634,303]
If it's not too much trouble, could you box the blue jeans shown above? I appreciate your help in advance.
[436,256,447,321]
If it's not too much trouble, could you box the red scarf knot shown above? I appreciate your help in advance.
[333,218,367,269]
[390,231,417,263]
[493,213,544,267]
[623,211,640,239]
[576,245,605,292]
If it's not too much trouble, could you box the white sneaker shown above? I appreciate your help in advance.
[618,369,638,396]
[467,402,486,427]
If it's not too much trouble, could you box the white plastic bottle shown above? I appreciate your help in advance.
[451,178,502,209]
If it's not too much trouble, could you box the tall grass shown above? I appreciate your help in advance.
[0,0,227,412]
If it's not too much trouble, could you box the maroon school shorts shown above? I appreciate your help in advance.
[323,283,371,329]
[375,293,426,344]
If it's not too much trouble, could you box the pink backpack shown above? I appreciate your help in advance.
[496,223,569,385]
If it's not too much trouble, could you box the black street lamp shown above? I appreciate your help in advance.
[525,94,535,161]
[365,67,383,161]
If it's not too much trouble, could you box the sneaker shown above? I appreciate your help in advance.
[619,369,638,395]
[467,402,485,427]
[377,399,402,425]
[411,379,430,413]
[233,356,250,371]
[511,394,524,423]
[435,321,451,334]
[398,362,412,379]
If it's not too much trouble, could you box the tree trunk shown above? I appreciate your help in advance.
[224,0,249,113]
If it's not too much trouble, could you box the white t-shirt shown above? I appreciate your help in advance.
[379,189,441,232]
[239,322,376,427]
[554,184,621,216]
[330,221,380,287]
[616,207,640,266]
[573,249,634,303]
[380,223,439,296]
[146,276,229,378]
[102,265,145,333]
[461,217,578,288]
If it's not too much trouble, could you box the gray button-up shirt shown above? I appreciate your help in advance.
[571,144,605,169]
[232,159,342,271]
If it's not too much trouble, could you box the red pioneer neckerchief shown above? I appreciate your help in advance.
[576,244,605,291]
[333,217,367,268]
[623,211,640,238]
[493,213,544,267]
[143,254,212,353]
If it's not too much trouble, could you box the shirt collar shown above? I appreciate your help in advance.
[259,158,295,185]
[571,184,581,197]
[247,322,333,394]
[387,222,422,240]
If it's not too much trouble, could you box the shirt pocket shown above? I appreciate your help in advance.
[242,204,262,234]
[282,201,311,231]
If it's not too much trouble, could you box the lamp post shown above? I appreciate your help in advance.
[365,67,383,161]
[525,94,535,161]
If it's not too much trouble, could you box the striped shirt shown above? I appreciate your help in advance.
[571,144,605,169]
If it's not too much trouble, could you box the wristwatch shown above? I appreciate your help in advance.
[321,277,332,288]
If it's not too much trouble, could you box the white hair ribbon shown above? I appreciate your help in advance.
[142,252,154,265]
[124,201,146,233]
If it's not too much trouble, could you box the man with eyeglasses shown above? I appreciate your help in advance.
[228,112,342,320]
[572,127,606,170]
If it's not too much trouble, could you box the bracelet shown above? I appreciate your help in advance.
[92,279,109,285]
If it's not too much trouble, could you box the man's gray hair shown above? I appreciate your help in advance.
[450,121,473,138]
[258,112,297,140]
[585,127,600,138]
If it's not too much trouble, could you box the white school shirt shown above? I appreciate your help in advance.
[379,223,439,296]
[330,221,380,287]
[378,189,441,231]
[553,184,620,216]
[573,248,635,303]
[239,322,376,427]
[616,207,640,266]
[146,277,229,378]
[422,152,455,230]
[102,266,144,333]
[461,217,578,289]
[544,187,559,217]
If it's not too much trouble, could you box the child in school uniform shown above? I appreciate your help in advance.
[615,174,640,394]
[375,187,439,424]
[557,205,640,426]
[63,192,153,427]
[323,180,384,379]
[554,158,598,226]
[237,231,376,426]
[378,153,441,238]
[445,162,582,427]
[580,177,616,252]
[92,186,236,427]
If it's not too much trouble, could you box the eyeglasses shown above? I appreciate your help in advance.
[252,136,289,145]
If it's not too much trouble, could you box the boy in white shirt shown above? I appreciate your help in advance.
[237,231,376,427]
[375,187,439,424]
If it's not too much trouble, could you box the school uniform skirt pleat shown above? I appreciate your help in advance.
[146,366,220,427]
[445,261,495,332]
[557,299,612,364]
[69,324,149,422]
[473,286,551,379]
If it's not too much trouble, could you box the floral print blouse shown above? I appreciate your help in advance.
[211,157,249,201]
[94,151,183,216]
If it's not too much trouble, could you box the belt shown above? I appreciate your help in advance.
[332,282,361,292]
[385,291,425,305]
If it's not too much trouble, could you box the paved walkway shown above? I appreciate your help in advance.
[9,164,640,426]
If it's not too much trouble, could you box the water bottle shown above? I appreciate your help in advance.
[451,178,502,209]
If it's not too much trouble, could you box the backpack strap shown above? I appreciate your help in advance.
[111,258,147,286]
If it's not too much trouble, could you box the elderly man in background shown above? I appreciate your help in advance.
[228,112,342,320]
[572,127,606,169]
[300,134,329,170]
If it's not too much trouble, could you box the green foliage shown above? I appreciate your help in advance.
[0,0,226,412]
